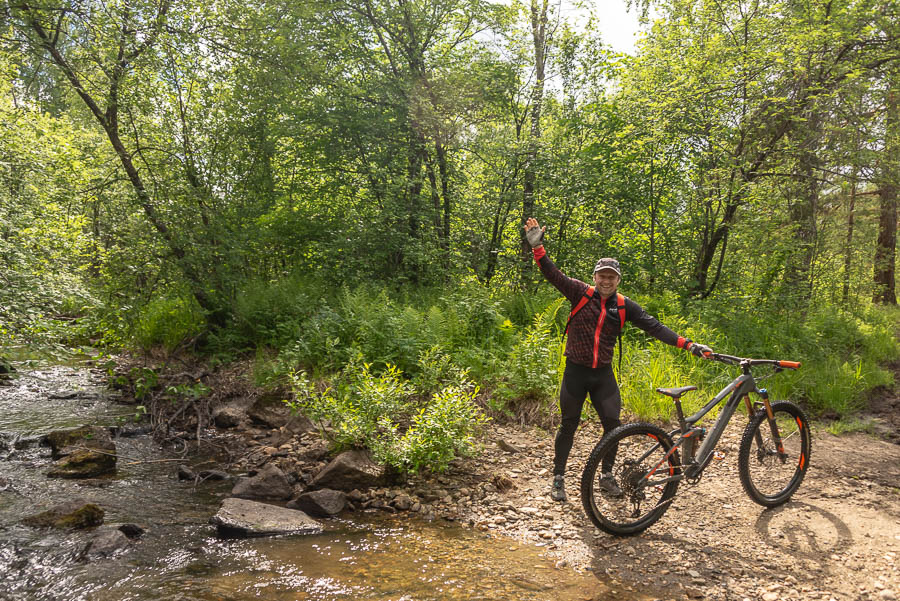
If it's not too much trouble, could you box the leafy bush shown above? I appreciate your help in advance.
[230,275,316,348]
[287,359,488,474]
[412,346,471,395]
[390,384,489,473]
[295,360,414,452]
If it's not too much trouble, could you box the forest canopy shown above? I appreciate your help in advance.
[0,0,898,428]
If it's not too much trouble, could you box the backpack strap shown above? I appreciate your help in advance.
[564,286,595,335]
[616,293,626,374]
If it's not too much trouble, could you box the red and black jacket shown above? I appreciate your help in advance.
[533,246,694,368]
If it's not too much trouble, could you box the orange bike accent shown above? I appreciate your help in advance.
[776,360,801,369]
[799,453,806,469]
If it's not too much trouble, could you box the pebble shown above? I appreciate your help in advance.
[878,591,897,601]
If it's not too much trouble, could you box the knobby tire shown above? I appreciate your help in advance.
[738,400,811,507]
[580,422,681,536]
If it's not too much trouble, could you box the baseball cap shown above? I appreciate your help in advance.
[593,257,621,277]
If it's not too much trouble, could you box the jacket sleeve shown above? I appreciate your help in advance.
[532,246,588,303]
[624,297,693,350]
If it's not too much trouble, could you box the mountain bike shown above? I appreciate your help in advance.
[580,353,811,536]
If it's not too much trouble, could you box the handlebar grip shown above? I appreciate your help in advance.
[776,360,801,369]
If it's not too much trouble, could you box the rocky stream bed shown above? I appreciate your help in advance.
[2,358,899,601]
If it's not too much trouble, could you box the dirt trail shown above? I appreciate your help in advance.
[438,411,900,601]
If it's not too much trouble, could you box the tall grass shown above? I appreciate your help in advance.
[130,277,898,425]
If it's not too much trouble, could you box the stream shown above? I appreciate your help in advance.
[0,360,602,601]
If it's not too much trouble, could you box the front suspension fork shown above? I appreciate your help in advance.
[747,390,785,460]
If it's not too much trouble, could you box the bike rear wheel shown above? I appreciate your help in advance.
[580,422,681,536]
[738,400,811,507]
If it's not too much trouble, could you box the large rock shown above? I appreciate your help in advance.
[47,446,117,479]
[213,405,245,429]
[79,528,131,560]
[310,450,386,491]
[248,393,313,433]
[43,426,117,478]
[231,463,292,500]
[44,426,113,459]
[22,499,104,529]
[287,489,346,517]
[210,498,322,538]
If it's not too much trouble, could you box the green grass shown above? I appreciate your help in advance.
[824,416,876,436]
[122,279,898,426]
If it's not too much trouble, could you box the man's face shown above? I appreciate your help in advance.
[593,269,620,297]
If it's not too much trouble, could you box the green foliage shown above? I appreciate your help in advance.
[229,275,321,349]
[132,296,205,352]
[389,384,489,474]
[110,366,159,402]
[824,416,876,436]
[412,346,472,396]
[287,360,488,474]
[493,298,566,408]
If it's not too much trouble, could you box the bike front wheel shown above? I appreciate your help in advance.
[580,422,681,536]
[738,400,811,507]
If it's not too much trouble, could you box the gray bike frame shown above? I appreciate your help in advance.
[642,371,761,487]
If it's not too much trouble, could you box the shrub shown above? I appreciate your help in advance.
[230,275,315,348]
[412,346,471,396]
[493,298,566,407]
[391,384,489,473]
[287,359,488,474]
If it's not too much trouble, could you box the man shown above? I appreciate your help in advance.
[524,217,712,502]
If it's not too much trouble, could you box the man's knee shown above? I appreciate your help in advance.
[558,415,581,436]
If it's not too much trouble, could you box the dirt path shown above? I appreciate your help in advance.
[426,416,900,601]
[199,357,900,601]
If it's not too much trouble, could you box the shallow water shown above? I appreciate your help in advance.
[0,361,603,601]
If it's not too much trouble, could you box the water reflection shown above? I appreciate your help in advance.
[1,363,602,601]
[79,514,596,601]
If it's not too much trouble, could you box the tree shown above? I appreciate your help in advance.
[873,75,899,304]
[519,0,550,282]
[7,0,239,323]
[628,0,900,299]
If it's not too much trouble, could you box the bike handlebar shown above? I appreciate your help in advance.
[707,353,801,369]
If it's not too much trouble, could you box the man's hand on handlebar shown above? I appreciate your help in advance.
[690,342,713,358]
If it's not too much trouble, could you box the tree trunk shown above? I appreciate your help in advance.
[841,162,858,306]
[520,0,548,283]
[783,112,822,304]
[873,85,898,305]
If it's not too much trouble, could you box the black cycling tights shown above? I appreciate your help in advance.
[553,360,621,476]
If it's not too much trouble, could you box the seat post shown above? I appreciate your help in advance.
[673,397,688,432]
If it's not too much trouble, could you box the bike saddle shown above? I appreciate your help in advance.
[655,385,697,398]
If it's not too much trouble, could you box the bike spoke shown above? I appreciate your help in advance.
[581,425,681,534]
[738,401,811,507]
